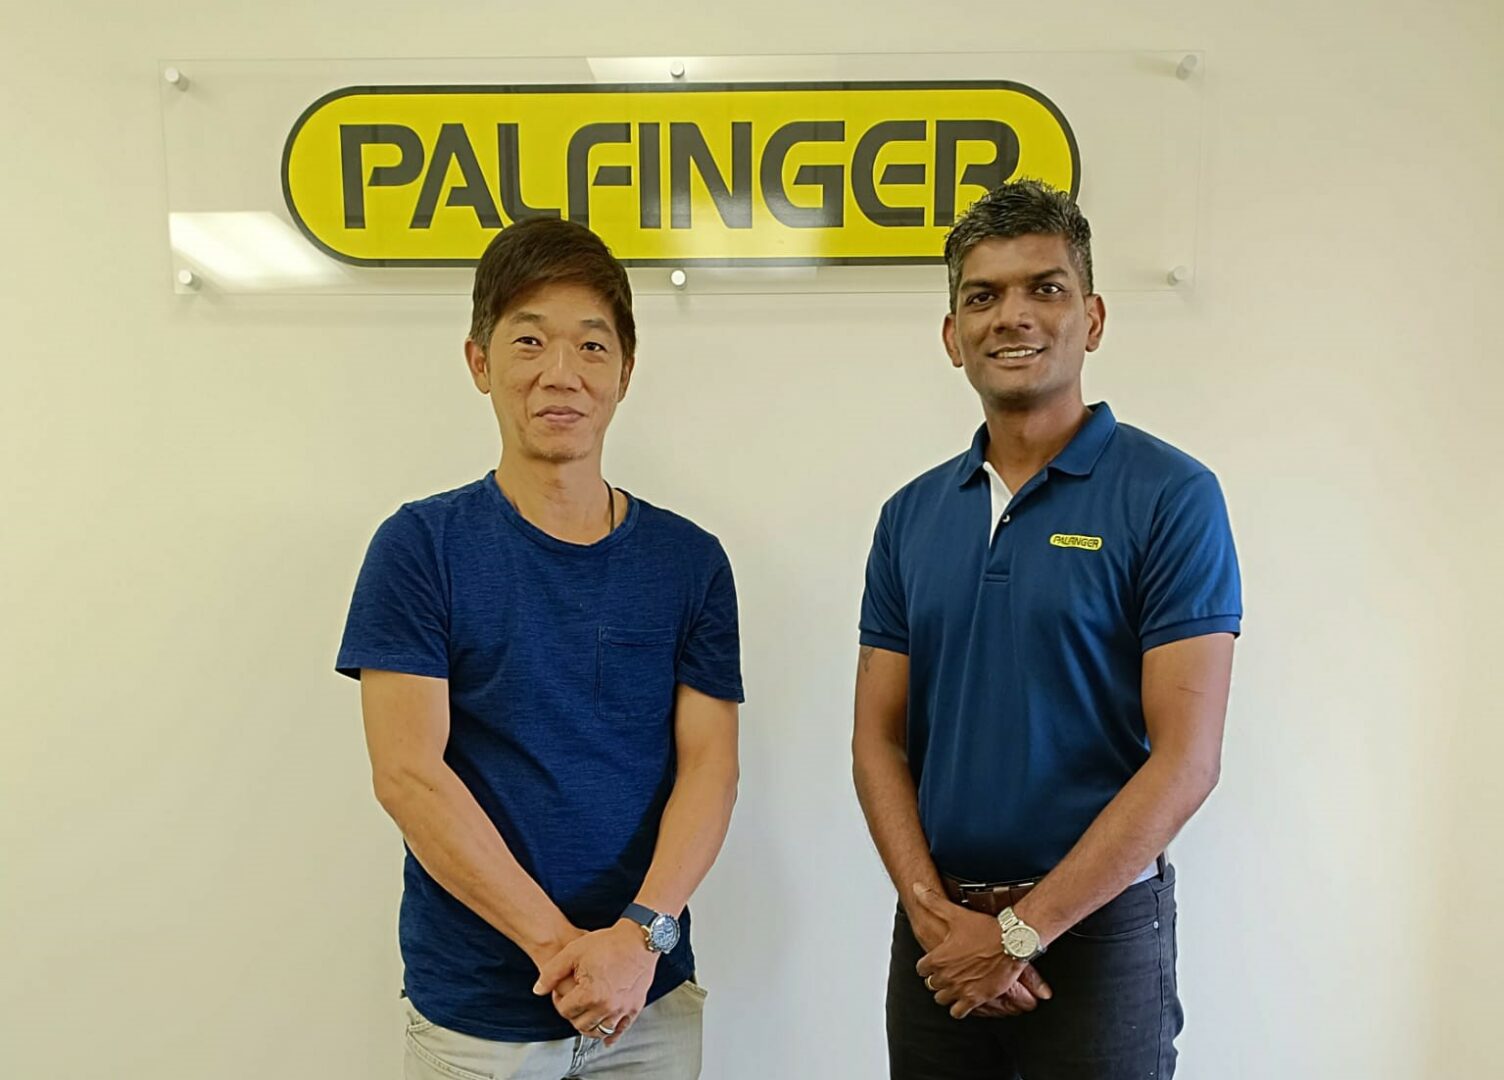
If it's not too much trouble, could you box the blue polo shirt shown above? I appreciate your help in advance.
[337,475,743,1041]
[859,404,1241,882]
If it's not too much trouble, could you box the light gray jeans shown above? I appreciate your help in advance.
[403,981,706,1080]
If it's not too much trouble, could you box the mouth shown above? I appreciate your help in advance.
[535,407,585,424]
[988,345,1046,361]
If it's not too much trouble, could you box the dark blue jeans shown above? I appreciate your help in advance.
[887,865,1183,1080]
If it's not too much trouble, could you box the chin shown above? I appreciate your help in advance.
[524,438,593,464]
[982,381,1045,406]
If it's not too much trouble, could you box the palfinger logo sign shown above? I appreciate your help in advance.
[282,81,1078,267]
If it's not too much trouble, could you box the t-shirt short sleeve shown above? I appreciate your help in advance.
[1138,470,1243,652]
[336,507,450,680]
[859,505,909,654]
[675,542,745,703]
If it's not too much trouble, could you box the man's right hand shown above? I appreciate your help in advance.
[533,929,626,1043]
[973,965,1053,1016]
[907,906,948,954]
[528,926,585,1020]
[907,903,1052,1017]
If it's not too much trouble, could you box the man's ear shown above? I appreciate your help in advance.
[1084,294,1107,353]
[617,354,635,401]
[465,338,491,393]
[942,312,963,369]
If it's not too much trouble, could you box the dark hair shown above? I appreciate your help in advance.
[468,218,636,358]
[943,179,1094,308]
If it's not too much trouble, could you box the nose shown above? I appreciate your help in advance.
[537,341,584,390]
[992,288,1036,333]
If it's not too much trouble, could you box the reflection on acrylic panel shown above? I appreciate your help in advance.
[169,212,348,291]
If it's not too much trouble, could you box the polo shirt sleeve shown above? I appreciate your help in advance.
[859,505,909,654]
[335,507,450,680]
[676,542,745,703]
[1138,470,1243,652]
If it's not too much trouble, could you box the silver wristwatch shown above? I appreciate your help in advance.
[997,907,1046,962]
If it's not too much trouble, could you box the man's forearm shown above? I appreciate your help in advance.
[853,737,946,917]
[632,756,738,917]
[376,764,575,966]
[1013,751,1217,944]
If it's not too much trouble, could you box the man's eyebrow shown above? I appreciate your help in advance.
[504,312,617,338]
[960,267,1071,292]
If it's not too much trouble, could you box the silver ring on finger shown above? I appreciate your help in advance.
[594,1021,616,1036]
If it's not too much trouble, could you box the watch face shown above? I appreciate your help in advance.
[648,914,680,953]
[1003,924,1040,959]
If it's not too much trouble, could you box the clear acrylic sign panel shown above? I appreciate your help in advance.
[159,53,1204,296]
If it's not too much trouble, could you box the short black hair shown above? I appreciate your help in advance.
[469,218,636,358]
[944,179,1094,308]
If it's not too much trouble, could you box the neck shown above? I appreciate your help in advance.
[494,449,615,543]
[981,389,1090,490]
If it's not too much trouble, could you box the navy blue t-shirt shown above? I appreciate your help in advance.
[860,404,1241,881]
[337,474,743,1041]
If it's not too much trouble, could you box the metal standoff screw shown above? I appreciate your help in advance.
[669,269,688,289]
[163,66,189,90]
[1167,265,1191,286]
[669,60,686,79]
[1175,54,1199,80]
[176,268,200,290]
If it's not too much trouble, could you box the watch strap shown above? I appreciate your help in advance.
[623,902,660,928]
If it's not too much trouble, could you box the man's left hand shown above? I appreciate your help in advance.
[912,883,1047,1019]
[533,921,658,1045]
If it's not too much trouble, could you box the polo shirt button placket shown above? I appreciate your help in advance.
[987,510,1015,582]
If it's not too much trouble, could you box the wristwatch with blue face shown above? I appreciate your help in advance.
[622,903,681,954]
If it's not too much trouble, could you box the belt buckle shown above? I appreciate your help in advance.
[957,878,1036,907]
[955,881,1002,909]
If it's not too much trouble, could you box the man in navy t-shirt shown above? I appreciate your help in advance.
[338,219,743,1080]
[853,181,1241,1079]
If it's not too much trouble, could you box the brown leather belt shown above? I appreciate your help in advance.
[941,873,1038,917]
[942,855,1168,918]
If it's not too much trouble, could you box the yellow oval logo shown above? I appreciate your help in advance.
[1050,534,1103,550]
[281,81,1078,266]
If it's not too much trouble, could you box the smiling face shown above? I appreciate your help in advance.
[942,232,1106,412]
[464,280,634,464]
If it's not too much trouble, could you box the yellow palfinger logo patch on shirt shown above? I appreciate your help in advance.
[1050,534,1103,551]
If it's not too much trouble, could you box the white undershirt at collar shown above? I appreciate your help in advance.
[983,461,1014,543]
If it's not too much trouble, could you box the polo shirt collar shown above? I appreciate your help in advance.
[955,402,1118,487]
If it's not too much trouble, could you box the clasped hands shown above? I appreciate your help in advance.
[532,921,657,1047]
[525,883,1047,1041]
[910,883,1054,1019]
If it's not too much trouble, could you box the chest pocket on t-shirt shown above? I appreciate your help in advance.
[596,626,678,721]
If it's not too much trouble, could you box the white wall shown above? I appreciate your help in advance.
[3,2,1500,1077]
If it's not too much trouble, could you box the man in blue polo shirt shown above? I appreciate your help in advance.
[853,180,1240,1079]
[338,218,742,1079]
